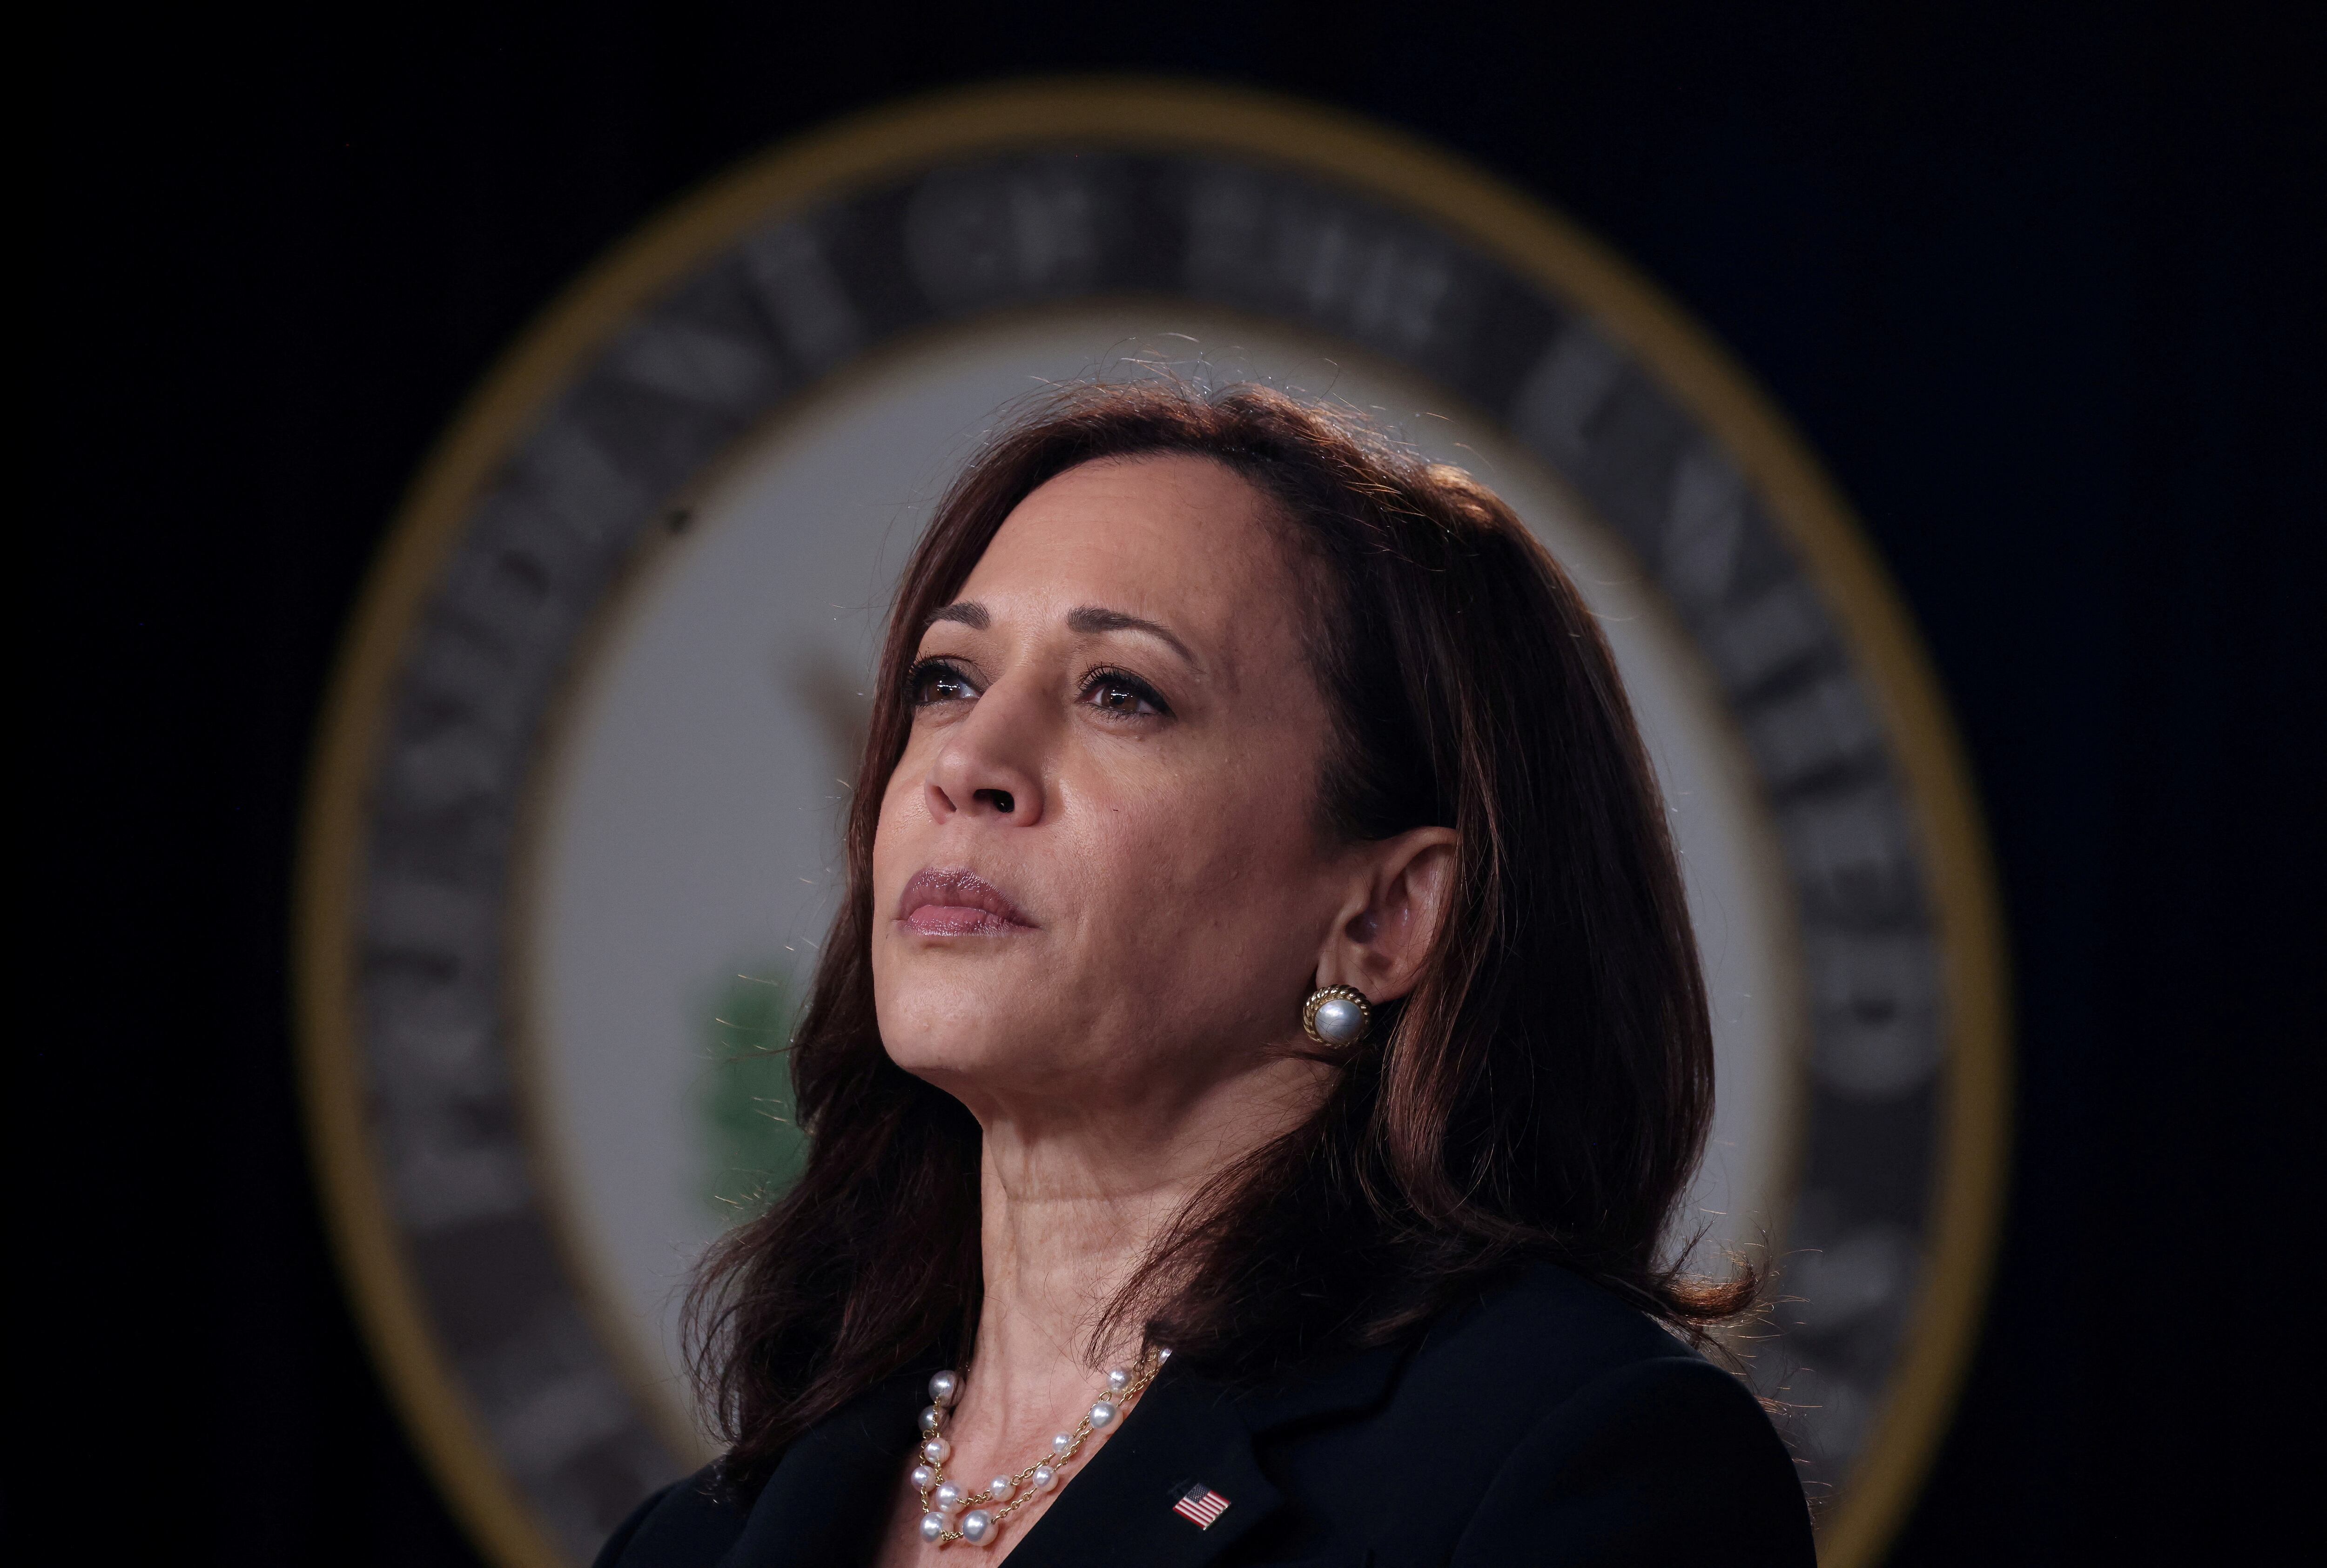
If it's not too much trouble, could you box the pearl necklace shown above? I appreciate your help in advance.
[908,1350,1168,1548]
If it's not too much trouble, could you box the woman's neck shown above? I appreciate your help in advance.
[966,1052,1330,1391]
[872,1056,1330,1563]
[970,1134,1190,1397]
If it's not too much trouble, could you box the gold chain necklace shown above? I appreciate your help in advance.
[908,1349,1168,1548]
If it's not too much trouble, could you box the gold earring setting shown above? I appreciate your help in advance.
[1302,985,1373,1046]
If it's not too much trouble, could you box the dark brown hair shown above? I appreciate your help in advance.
[688,380,1750,1485]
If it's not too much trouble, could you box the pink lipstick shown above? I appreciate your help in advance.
[896,867,1037,936]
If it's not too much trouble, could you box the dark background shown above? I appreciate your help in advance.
[38,3,2320,1562]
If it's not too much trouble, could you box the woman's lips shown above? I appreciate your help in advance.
[896,867,1037,936]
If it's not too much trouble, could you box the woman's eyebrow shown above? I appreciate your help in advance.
[1066,605,1198,667]
[925,601,989,630]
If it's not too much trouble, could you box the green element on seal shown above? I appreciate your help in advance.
[699,966,810,1218]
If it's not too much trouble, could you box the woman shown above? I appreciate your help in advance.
[599,383,1813,1567]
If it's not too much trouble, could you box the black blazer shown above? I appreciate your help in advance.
[597,1263,1813,1567]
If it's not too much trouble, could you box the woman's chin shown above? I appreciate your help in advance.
[877,1006,1068,1086]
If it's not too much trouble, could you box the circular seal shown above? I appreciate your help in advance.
[296,81,2008,1568]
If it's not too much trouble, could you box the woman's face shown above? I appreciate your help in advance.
[870,454,1357,1124]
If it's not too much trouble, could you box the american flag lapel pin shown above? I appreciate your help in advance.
[1172,1481,1232,1530]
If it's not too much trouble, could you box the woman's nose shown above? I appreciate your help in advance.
[924,685,1046,827]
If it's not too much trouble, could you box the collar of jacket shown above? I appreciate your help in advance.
[716,1341,1409,1568]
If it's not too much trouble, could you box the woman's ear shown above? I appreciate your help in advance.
[1318,827,1459,1004]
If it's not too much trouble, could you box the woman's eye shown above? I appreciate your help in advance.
[909,659,977,707]
[1082,670,1168,718]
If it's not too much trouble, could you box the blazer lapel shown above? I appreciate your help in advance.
[997,1368,1279,1568]
[1002,1342,1408,1568]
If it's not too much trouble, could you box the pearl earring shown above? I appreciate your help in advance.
[1302,985,1373,1046]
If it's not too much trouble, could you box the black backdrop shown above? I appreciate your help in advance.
[37,4,2321,1563]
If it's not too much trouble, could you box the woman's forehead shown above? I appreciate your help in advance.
[954,455,1302,655]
